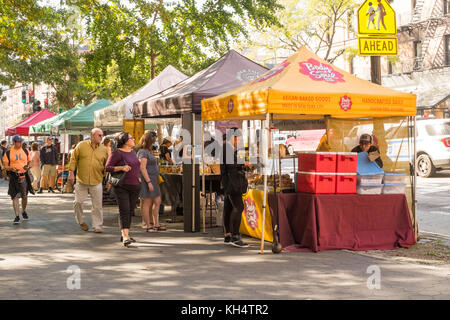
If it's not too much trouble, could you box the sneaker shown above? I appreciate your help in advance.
[80,222,89,231]
[224,235,232,245]
[48,188,55,193]
[37,188,43,194]
[231,239,249,248]
[94,228,103,233]
[13,216,20,225]
[22,212,29,220]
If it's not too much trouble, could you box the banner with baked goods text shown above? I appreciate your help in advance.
[240,189,273,243]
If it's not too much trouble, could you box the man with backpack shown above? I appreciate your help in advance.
[2,136,34,224]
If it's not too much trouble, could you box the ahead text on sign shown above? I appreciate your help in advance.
[358,37,398,56]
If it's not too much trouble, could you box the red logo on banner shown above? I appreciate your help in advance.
[339,95,352,111]
[228,99,234,113]
[254,60,290,83]
[244,197,259,230]
[299,58,345,83]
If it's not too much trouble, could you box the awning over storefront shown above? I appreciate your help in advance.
[6,109,57,136]
[201,46,417,121]
[95,65,187,128]
[133,50,268,118]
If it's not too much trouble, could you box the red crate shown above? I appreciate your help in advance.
[298,152,336,173]
[336,152,357,173]
[335,173,357,194]
[297,171,336,194]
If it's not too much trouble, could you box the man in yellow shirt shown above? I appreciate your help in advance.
[68,128,109,233]
[3,136,33,224]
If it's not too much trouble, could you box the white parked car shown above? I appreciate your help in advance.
[385,119,450,177]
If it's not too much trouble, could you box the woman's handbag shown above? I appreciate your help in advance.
[107,152,127,187]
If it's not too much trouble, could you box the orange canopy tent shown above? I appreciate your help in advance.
[200,47,417,254]
[201,46,416,121]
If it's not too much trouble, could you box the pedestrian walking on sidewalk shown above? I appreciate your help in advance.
[220,129,252,248]
[2,136,34,224]
[1,140,8,180]
[68,128,109,233]
[106,132,141,247]
[38,137,58,193]
[29,142,41,191]
[137,131,165,232]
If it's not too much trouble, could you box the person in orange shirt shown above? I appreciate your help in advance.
[2,136,34,224]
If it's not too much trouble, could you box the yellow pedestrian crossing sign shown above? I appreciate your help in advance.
[357,0,397,35]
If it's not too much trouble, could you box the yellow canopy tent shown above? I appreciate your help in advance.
[201,46,415,120]
[200,46,417,253]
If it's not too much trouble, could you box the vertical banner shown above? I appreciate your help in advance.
[123,119,145,144]
[59,133,70,154]
[240,189,274,242]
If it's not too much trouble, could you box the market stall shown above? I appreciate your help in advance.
[201,46,417,253]
[94,65,187,133]
[29,105,84,136]
[133,49,268,232]
[6,109,56,136]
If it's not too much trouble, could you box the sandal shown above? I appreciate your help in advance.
[155,225,167,231]
[146,226,158,232]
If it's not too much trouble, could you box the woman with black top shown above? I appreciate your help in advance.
[106,132,141,247]
[220,129,252,248]
[159,138,174,165]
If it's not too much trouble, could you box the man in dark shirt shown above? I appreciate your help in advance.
[39,137,59,193]
[1,140,8,179]
[351,133,383,168]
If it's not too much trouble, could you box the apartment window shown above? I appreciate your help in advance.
[445,35,450,66]
[414,41,422,58]
[388,61,393,74]
[350,57,354,74]
[445,0,450,15]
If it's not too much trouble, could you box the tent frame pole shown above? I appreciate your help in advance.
[192,113,196,232]
[260,113,270,254]
[201,121,206,233]
[412,116,418,240]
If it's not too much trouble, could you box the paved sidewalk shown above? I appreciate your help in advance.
[0,180,449,300]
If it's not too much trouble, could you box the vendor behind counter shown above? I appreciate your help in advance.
[351,134,383,168]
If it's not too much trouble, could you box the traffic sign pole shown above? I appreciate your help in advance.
[370,56,381,85]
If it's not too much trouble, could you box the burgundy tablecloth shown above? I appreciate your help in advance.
[268,193,416,252]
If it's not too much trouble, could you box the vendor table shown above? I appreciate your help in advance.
[160,173,222,226]
[268,192,416,252]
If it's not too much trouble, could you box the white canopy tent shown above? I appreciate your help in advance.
[94,65,188,130]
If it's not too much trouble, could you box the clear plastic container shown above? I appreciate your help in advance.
[382,183,406,194]
[383,173,407,184]
[356,184,383,195]
[357,174,384,185]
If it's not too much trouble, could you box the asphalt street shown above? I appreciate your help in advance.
[0,178,449,300]
[417,170,450,237]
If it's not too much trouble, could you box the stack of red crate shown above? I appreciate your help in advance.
[297,152,357,194]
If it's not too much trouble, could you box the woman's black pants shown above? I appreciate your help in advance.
[113,184,141,230]
[223,193,244,236]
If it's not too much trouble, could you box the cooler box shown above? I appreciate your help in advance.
[298,152,336,173]
[335,173,357,194]
[297,171,336,194]
[336,152,357,173]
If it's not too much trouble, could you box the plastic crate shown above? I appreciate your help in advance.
[297,171,336,194]
[335,173,357,194]
[336,152,357,173]
[382,183,406,194]
[356,184,383,194]
[298,152,336,173]
[357,174,384,185]
[383,173,407,184]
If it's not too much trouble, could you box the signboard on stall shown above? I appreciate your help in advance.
[59,133,70,154]
[239,189,273,243]
[123,119,145,143]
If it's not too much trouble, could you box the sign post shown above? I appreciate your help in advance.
[357,0,398,84]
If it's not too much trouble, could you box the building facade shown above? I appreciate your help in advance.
[0,83,54,139]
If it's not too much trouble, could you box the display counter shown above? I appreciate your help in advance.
[268,192,416,252]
